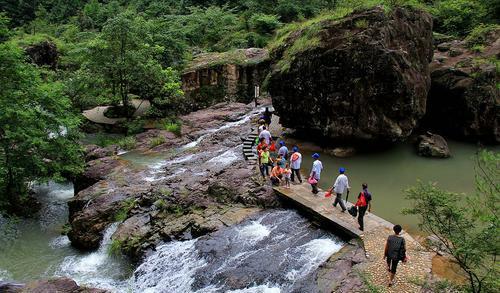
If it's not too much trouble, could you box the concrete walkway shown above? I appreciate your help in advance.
[82,99,151,125]
[274,182,432,292]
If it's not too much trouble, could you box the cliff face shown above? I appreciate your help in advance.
[424,29,500,143]
[182,48,270,111]
[267,7,433,142]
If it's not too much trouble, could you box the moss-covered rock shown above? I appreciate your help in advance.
[267,6,433,143]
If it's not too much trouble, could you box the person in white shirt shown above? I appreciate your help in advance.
[332,167,349,212]
[309,153,322,194]
[259,126,272,145]
[290,146,302,183]
[258,119,266,134]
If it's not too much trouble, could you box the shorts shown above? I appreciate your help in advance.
[386,258,399,274]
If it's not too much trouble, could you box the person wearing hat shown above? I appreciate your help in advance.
[332,167,350,212]
[309,153,323,194]
[277,140,288,161]
[290,146,302,183]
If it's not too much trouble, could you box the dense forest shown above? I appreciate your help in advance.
[0,0,498,210]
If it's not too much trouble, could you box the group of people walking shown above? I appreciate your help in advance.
[255,110,407,287]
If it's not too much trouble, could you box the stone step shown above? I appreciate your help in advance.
[248,134,258,138]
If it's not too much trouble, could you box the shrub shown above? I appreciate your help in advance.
[160,120,182,136]
[430,0,488,36]
[150,136,166,148]
[249,14,281,35]
[471,44,485,53]
[125,119,145,135]
[108,239,123,256]
[117,136,136,150]
[465,24,500,48]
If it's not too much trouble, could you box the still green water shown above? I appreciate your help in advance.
[299,141,498,233]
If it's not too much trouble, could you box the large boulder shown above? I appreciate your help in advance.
[424,29,500,143]
[267,7,433,142]
[417,133,451,158]
[182,48,269,111]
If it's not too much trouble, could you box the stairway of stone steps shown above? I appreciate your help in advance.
[243,132,258,161]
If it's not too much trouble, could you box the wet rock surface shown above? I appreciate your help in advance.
[425,28,500,143]
[417,133,451,158]
[68,102,277,258]
[268,7,433,143]
[1,277,109,293]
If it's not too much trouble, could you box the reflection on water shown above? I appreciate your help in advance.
[300,140,499,232]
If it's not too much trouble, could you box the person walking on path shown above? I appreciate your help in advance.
[332,167,349,212]
[277,141,288,160]
[384,224,407,287]
[309,153,323,194]
[259,126,272,145]
[290,146,302,183]
[354,183,372,231]
[259,145,271,178]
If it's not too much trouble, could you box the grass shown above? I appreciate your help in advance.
[159,119,182,136]
[117,136,136,150]
[464,24,500,48]
[267,0,427,73]
[149,136,166,148]
[357,270,384,293]
[185,48,269,72]
[114,198,136,222]
[108,239,123,256]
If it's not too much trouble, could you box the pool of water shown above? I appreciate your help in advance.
[299,140,499,233]
[0,182,131,289]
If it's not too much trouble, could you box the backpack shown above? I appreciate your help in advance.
[356,192,367,207]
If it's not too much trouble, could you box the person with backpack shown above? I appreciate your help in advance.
[290,146,302,183]
[354,183,372,231]
[332,167,350,212]
[384,224,407,287]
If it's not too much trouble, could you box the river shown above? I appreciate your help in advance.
[299,140,499,233]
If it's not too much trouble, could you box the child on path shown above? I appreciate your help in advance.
[283,163,292,188]
[259,145,271,178]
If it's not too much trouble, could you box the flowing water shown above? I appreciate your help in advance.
[0,182,130,290]
[129,210,343,293]
[299,140,500,233]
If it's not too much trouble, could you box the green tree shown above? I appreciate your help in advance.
[82,10,163,118]
[404,150,499,292]
[0,41,83,212]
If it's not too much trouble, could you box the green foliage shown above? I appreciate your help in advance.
[147,67,185,117]
[149,136,166,148]
[430,0,488,36]
[0,36,83,211]
[160,120,182,137]
[124,119,145,136]
[465,24,500,48]
[115,198,136,222]
[249,14,281,35]
[116,136,136,151]
[403,150,499,293]
[357,270,384,293]
[471,44,485,54]
[108,239,123,256]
